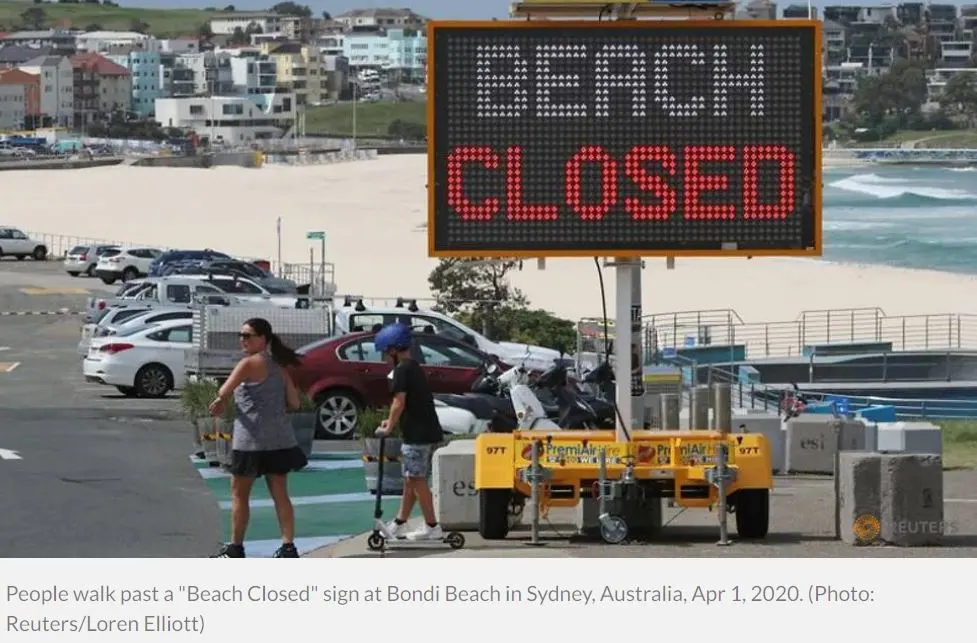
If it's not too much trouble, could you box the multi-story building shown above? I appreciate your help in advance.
[0,68,39,129]
[262,42,317,106]
[106,50,161,117]
[823,6,861,24]
[0,30,76,52]
[823,20,847,66]
[71,53,131,127]
[209,12,287,36]
[176,51,234,96]
[154,92,296,145]
[227,50,278,95]
[898,3,925,26]
[938,41,972,66]
[823,62,869,122]
[342,29,391,69]
[159,53,197,98]
[734,0,776,20]
[782,4,814,18]
[925,68,977,104]
[927,4,959,44]
[76,31,159,54]
[384,28,426,82]
[18,55,73,127]
[333,8,426,30]
[160,38,200,54]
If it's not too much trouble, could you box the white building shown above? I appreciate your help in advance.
[209,13,284,36]
[154,93,296,145]
[333,8,426,30]
[160,38,200,54]
[75,31,160,53]
[227,51,278,95]
[0,82,25,130]
[18,55,73,127]
[926,68,977,104]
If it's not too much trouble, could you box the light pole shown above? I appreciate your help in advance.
[351,77,358,150]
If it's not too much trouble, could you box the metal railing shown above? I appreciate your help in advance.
[798,392,977,420]
[646,306,977,359]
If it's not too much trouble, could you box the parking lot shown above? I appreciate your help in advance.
[0,261,219,557]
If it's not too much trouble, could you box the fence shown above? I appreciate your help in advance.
[645,306,977,360]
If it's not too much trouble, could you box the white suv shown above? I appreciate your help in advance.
[0,227,48,261]
[94,247,162,284]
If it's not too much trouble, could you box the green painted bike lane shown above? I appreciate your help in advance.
[192,453,402,557]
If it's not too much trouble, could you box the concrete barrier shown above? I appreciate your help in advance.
[877,421,942,456]
[262,148,378,166]
[839,452,944,546]
[733,414,786,473]
[785,416,869,474]
[0,156,124,171]
[431,439,479,531]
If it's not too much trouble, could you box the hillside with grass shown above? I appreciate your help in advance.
[0,0,224,38]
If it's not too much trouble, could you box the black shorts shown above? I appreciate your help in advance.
[228,447,308,478]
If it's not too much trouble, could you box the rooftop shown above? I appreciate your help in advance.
[268,42,304,55]
[22,55,67,67]
[70,52,130,76]
[0,45,55,64]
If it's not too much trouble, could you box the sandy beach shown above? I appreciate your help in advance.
[4,156,977,323]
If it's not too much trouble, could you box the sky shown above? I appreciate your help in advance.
[116,1,977,22]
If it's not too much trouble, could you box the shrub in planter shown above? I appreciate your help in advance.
[181,377,219,457]
[289,392,317,459]
[356,407,403,494]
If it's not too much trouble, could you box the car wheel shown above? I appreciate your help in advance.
[32,246,47,261]
[315,390,361,439]
[121,267,138,282]
[85,264,96,277]
[133,364,173,399]
[115,385,138,398]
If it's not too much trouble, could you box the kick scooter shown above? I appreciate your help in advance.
[366,437,466,552]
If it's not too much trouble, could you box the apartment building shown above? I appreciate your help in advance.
[106,49,161,117]
[159,53,196,98]
[0,68,39,129]
[154,92,295,145]
[76,31,160,54]
[160,38,200,54]
[71,53,131,127]
[0,45,56,66]
[227,50,278,95]
[333,8,426,30]
[0,30,76,52]
[209,12,309,39]
[18,55,73,127]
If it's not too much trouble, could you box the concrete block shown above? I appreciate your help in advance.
[880,454,944,546]
[877,422,942,456]
[733,414,786,473]
[838,452,882,545]
[575,496,662,540]
[785,416,868,474]
[431,440,479,531]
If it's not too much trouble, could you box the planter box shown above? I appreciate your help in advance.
[202,438,219,464]
[290,412,316,460]
[363,437,403,495]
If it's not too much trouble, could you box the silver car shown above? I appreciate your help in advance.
[65,244,120,277]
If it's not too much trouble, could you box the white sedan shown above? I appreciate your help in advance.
[83,319,194,398]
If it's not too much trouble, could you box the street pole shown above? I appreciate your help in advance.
[276,217,282,273]
[352,79,357,150]
[319,234,326,299]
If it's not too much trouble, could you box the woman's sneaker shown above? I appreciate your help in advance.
[273,543,299,558]
[211,544,245,558]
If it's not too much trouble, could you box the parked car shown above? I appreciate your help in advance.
[80,308,193,356]
[149,249,232,277]
[64,244,120,277]
[78,305,153,356]
[176,274,302,307]
[294,330,493,439]
[0,227,48,261]
[95,247,163,284]
[83,318,193,398]
[173,259,299,294]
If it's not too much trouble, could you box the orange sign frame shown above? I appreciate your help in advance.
[426,20,823,259]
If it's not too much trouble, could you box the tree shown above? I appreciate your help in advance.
[19,6,48,29]
[228,26,249,45]
[940,73,977,127]
[322,11,331,19]
[222,4,235,10]
[429,259,527,339]
[245,21,263,36]
[270,2,312,18]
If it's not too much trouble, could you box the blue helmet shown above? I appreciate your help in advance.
[374,322,411,354]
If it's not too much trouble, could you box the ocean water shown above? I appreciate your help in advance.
[825,167,977,274]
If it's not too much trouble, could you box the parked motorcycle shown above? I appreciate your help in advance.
[434,360,605,435]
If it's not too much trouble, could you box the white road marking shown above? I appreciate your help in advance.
[0,448,22,460]
[2,362,20,373]
[0,346,9,352]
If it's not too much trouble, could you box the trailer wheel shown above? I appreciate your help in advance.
[479,489,512,540]
[734,489,769,539]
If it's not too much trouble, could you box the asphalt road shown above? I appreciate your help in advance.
[0,263,219,556]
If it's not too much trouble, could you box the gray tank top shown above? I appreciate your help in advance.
[232,353,296,452]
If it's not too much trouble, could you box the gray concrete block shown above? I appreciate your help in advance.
[576,496,662,540]
[879,454,944,546]
[733,414,786,473]
[877,422,942,456]
[431,440,479,531]
[785,416,868,474]
[838,452,882,545]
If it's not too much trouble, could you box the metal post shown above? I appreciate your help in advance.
[526,440,546,547]
[692,385,710,430]
[351,79,358,150]
[614,261,634,441]
[713,383,732,433]
[276,217,282,273]
[597,448,608,519]
[630,262,644,430]
[832,409,843,540]
[308,246,314,297]
[319,235,326,301]
[715,442,731,546]
[660,394,680,430]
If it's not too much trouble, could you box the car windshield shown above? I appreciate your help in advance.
[68,245,87,254]
[101,248,121,258]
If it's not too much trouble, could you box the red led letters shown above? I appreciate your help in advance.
[445,144,796,222]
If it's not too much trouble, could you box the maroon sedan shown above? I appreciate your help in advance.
[295,331,490,439]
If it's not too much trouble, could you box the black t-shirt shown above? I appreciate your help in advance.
[390,358,443,444]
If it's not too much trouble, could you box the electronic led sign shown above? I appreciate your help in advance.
[427,21,822,257]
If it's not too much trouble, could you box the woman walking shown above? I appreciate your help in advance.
[209,317,307,558]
